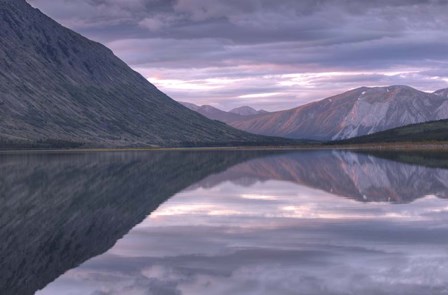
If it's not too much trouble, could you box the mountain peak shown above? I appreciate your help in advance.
[230,106,268,116]
[0,0,26,4]
[179,101,200,111]
[352,85,416,93]
[434,88,448,98]
[179,102,270,123]
[229,106,257,116]
[346,85,427,101]
[230,85,448,141]
[1,0,34,12]
[386,85,414,89]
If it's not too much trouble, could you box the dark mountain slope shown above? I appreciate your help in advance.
[179,102,243,123]
[335,119,448,144]
[0,0,281,148]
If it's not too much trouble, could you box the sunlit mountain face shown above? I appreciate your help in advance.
[2,150,447,294]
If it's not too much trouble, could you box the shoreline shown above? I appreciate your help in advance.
[2,141,448,154]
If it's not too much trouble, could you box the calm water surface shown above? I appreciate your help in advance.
[2,150,448,294]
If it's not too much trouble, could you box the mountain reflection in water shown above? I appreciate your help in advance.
[1,150,448,294]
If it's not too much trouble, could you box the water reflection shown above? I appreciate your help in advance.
[190,150,448,203]
[1,150,448,294]
[0,151,267,295]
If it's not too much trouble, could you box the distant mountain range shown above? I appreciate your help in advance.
[180,102,268,123]
[183,86,448,141]
[0,0,284,148]
[230,106,269,116]
[229,86,448,141]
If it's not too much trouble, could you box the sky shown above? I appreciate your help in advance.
[29,0,448,111]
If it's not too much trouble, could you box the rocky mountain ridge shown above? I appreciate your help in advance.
[435,88,448,98]
[180,102,268,123]
[229,85,448,140]
[229,106,268,116]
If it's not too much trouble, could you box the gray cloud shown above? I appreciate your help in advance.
[28,0,448,110]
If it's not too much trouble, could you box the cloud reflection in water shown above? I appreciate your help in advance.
[38,151,448,295]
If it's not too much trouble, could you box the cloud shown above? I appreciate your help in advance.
[28,0,448,110]
[138,15,174,31]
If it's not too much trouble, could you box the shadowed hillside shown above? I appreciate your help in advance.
[334,119,448,145]
[0,0,283,148]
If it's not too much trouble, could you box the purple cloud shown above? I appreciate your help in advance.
[28,0,448,110]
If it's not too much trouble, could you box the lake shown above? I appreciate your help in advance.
[2,150,448,294]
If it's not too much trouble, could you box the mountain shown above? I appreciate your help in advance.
[179,102,243,123]
[178,101,200,112]
[230,85,448,141]
[335,119,448,144]
[229,106,268,116]
[435,88,448,98]
[180,102,269,123]
[0,0,282,148]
